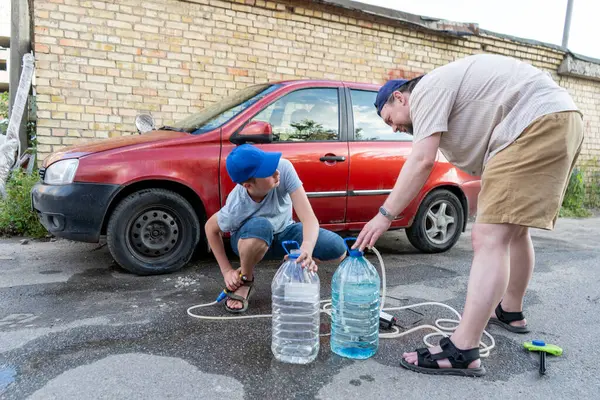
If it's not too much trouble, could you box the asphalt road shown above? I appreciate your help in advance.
[1,217,599,399]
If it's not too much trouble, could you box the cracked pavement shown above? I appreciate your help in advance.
[1,217,599,399]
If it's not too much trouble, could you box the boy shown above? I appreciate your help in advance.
[205,144,347,313]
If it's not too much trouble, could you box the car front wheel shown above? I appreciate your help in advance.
[406,189,464,253]
[106,188,201,275]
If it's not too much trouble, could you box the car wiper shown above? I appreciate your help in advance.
[158,125,189,132]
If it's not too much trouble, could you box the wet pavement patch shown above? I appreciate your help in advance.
[0,365,16,394]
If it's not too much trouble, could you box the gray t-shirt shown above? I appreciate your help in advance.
[217,158,303,234]
[410,54,581,176]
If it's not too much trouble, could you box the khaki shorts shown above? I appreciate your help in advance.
[476,111,584,230]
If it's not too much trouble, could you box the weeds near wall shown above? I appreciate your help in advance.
[582,158,600,209]
[560,158,600,217]
[0,93,47,238]
[0,169,48,238]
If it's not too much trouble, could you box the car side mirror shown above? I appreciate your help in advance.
[230,121,273,145]
[135,114,156,134]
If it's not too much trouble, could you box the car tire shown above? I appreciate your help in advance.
[405,189,464,253]
[106,188,201,275]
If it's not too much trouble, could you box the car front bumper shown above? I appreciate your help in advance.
[31,181,120,243]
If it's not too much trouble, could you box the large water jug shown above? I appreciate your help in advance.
[330,238,380,359]
[271,241,321,364]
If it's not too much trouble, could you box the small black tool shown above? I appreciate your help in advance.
[523,340,563,376]
[539,349,546,375]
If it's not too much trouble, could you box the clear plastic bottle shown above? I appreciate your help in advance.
[330,238,380,359]
[271,241,321,364]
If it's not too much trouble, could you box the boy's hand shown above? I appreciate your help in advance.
[295,248,318,273]
[224,269,242,291]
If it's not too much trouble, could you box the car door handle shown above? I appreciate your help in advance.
[320,155,346,162]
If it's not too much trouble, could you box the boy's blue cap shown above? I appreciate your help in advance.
[374,78,419,116]
[226,144,282,184]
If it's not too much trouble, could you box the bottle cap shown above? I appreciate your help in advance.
[344,238,363,258]
[349,249,363,257]
[288,249,301,260]
[282,241,300,260]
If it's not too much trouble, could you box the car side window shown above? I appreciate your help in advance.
[251,88,340,142]
[350,89,413,142]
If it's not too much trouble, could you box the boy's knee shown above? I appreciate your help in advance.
[242,217,273,237]
[232,217,274,257]
[314,231,347,262]
[332,237,347,261]
[238,237,269,253]
[238,238,269,261]
[331,253,346,264]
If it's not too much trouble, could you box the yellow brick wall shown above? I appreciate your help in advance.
[33,0,600,169]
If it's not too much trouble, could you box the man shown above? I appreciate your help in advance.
[353,54,583,377]
[205,143,346,313]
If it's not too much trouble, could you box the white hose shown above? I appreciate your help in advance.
[187,247,495,358]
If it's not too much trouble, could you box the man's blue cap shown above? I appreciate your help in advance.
[226,144,282,184]
[374,78,416,117]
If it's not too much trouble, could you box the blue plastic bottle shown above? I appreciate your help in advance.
[330,238,380,359]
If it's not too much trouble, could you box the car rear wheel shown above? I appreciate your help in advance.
[107,188,201,275]
[406,189,464,253]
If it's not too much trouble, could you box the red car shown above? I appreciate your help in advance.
[32,80,481,275]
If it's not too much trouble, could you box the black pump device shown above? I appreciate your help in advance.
[379,311,397,330]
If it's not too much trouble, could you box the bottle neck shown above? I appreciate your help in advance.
[348,250,363,258]
[288,249,301,261]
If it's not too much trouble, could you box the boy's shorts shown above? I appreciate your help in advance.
[230,217,347,261]
[476,111,584,230]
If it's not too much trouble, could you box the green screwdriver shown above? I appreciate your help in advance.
[523,340,563,375]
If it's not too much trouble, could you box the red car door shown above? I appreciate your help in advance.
[220,85,349,227]
[344,85,416,228]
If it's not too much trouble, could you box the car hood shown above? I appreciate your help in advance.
[43,130,190,167]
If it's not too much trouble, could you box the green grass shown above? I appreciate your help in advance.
[0,169,48,238]
[559,160,599,218]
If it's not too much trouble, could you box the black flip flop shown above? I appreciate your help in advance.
[487,303,530,333]
[399,337,486,377]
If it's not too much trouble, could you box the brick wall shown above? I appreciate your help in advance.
[32,0,600,169]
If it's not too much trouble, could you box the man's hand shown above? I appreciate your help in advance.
[352,134,442,252]
[351,133,440,252]
[353,213,392,251]
[224,268,242,291]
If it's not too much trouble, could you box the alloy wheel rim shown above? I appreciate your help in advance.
[423,200,457,245]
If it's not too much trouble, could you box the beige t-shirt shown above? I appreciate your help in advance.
[409,54,581,176]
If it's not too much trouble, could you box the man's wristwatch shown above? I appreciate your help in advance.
[379,206,396,221]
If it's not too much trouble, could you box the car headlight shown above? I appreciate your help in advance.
[44,159,79,185]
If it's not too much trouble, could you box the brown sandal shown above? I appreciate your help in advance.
[224,275,254,314]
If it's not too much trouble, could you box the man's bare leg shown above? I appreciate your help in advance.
[227,238,268,310]
[402,223,521,369]
[490,226,534,327]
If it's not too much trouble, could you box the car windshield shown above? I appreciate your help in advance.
[171,84,281,134]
